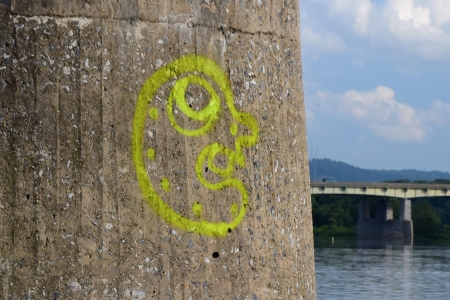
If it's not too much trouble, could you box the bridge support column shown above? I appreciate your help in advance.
[358,199,370,221]
[386,201,394,220]
[399,199,413,240]
[357,198,413,240]
[400,198,412,221]
[376,200,393,221]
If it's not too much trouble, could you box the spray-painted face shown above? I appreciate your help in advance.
[132,55,259,237]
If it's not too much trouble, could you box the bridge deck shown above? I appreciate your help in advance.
[310,182,450,198]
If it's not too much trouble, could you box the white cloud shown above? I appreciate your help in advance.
[378,0,450,60]
[325,0,372,34]
[385,0,431,28]
[302,26,347,53]
[427,0,450,27]
[310,86,437,141]
[306,0,450,61]
[422,100,450,125]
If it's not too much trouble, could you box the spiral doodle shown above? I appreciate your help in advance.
[131,55,259,237]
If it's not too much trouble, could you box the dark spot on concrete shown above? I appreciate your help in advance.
[228,228,231,233]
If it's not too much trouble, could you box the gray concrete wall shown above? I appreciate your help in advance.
[0,1,315,299]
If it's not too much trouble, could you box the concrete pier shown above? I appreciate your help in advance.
[358,199,413,240]
[0,0,315,298]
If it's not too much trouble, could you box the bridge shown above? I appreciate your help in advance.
[310,182,450,240]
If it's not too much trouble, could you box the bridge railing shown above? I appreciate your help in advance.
[310,182,450,198]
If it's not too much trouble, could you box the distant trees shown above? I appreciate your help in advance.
[383,179,450,184]
[312,194,359,237]
[309,158,450,182]
[412,201,443,239]
[412,197,450,240]
[312,194,450,240]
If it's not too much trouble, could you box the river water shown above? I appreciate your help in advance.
[314,238,450,299]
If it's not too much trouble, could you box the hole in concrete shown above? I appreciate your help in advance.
[212,252,219,259]
[205,167,208,173]
[26,194,30,199]
[228,228,231,233]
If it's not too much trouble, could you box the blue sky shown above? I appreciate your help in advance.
[300,0,450,172]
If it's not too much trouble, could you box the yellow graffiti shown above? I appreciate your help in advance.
[167,74,221,137]
[146,148,155,160]
[148,107,158,120]
[132,55,259,237]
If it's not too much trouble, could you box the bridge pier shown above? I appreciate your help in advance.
[357,198,413,240]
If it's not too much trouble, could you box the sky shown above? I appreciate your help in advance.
[300,0,450,173]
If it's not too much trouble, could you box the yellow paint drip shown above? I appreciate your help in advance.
[149,107,158,119]
[192,202,203,219]
[132,55,260,237]
[230,123,238,136]
[146,148,155,160]
[161,177,170,192]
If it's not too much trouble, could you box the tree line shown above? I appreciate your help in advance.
[383,179,450,184]
[310,158,450,182]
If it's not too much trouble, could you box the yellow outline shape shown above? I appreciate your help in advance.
[132,55,259,237]
[167,74,221,136]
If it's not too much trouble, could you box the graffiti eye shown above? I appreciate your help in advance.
[166,74,222,137]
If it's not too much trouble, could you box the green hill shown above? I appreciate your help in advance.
[309,158,450,182]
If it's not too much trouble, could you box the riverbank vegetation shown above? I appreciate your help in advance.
[312,179,450,240]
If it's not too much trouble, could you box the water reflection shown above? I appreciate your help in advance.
[356,238,412,249]
[315,238,450,299]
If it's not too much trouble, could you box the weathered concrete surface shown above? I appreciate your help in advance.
[0,1,315,299]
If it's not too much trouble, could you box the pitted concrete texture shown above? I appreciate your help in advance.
[0,1,315,299]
